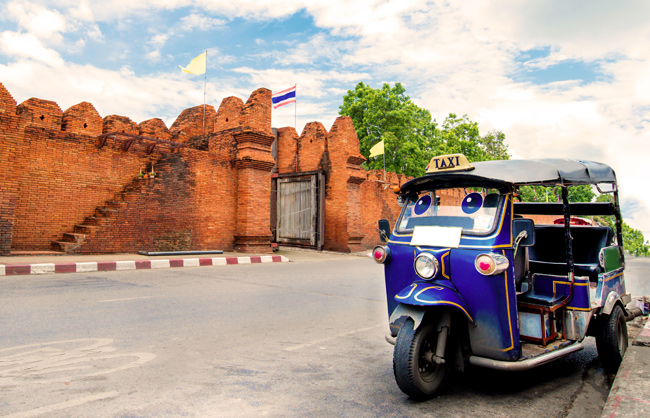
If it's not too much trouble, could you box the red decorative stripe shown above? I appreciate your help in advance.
[135,260,151,269]
[97,262,117,271]
[5,265,30,275]
[55,263,77,273]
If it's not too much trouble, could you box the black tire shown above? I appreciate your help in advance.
[393,319,446,400]
[596,305,628,373]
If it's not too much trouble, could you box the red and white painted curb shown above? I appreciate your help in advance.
[0,255,290,277]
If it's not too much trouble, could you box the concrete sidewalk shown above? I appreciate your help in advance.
[601,319,650,417]
[0,247,371,277]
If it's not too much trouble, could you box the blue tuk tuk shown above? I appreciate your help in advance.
[373,154,640,399]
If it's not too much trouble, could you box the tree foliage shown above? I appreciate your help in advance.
[518,185,595,203]
[594,194,650,257]
[339,82,509,177]
[338,81,649,256]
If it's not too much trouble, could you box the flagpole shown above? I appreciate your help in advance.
[294,84,297,129]
[202,50,207,137]
[383,140,386,183]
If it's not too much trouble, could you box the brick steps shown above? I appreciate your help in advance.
[51,173,163,254]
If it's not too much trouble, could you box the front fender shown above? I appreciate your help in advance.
[602,291,632,315]
[394,282,474,324]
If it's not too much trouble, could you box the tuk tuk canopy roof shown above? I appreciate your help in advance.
[400,158,617,193]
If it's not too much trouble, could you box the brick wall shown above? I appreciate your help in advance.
[0,82,272,254]
[75,150,237,253]
[0,83,20,255]
[170,105,217,141]
[1,79,436,255]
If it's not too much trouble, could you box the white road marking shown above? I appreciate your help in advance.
[3,391,119,418]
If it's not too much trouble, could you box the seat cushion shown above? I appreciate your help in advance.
[518,288,567,307]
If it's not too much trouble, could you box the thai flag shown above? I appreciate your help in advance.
[272,86,296,109]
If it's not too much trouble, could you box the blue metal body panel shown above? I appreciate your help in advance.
[394,281,474,323]
[384,196,521,361]
[595,268,625,307]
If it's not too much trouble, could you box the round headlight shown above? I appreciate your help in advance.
[414,253,439,280]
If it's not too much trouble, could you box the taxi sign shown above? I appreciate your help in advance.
[425,154,474,173]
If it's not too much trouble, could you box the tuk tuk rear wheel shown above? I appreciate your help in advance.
[393,319,446,400]
[595,305,628,373]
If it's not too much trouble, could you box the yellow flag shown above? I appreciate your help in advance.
[180,51,207,75]
[369,139,384,157]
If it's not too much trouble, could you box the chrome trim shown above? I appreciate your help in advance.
[414,252,439,280]
[469,341,584,371]
[475,252,509,276]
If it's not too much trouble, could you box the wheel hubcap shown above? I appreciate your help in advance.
[418,336,440,383]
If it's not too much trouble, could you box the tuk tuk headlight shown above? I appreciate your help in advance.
[414,253,439,280]
[372,245,391,264]
[475,253,509,276]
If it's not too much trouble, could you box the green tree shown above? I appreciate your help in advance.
[436,114,510,162]
[339,82,436,177]
[594,194,650,257]
[339,83,509,177]
[518,185,595,203]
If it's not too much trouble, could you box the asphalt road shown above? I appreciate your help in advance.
[0,254,647,417]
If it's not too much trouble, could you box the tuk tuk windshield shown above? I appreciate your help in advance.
[397,189,502,235]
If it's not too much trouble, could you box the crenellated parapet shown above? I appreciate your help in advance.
[325,116,367,252]
[139,118,172,140]
[1,79,408,255]
[275,127,299,173]
[240,88,272,136]
[62,102,103,136]
[216,96,244,130]
[16,98,63,129]
[298,122,329,173]
[103,114,139,135]
[0,82,17,114]
[170,104,217,141]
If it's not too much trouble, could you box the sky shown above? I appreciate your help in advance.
[1,0,649,240]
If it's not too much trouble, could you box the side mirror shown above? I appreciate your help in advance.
[512,218,535,247]
[377,219,391,242]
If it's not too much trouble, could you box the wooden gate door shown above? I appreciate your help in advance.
[275,174,324,249]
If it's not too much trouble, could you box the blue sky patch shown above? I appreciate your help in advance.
[512,47,610,85]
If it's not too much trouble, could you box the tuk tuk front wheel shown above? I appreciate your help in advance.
[393,319,446,400]
[595,305,628,373]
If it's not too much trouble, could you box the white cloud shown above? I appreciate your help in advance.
[0,58,205,125]
[0,31,65,65]
[6,1,67,41]
[178,13,226,31]
[1,0,649,238]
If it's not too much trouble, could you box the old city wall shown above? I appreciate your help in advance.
[1,79,438,255]
[274,121,465,252]
[0,82,274,255]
